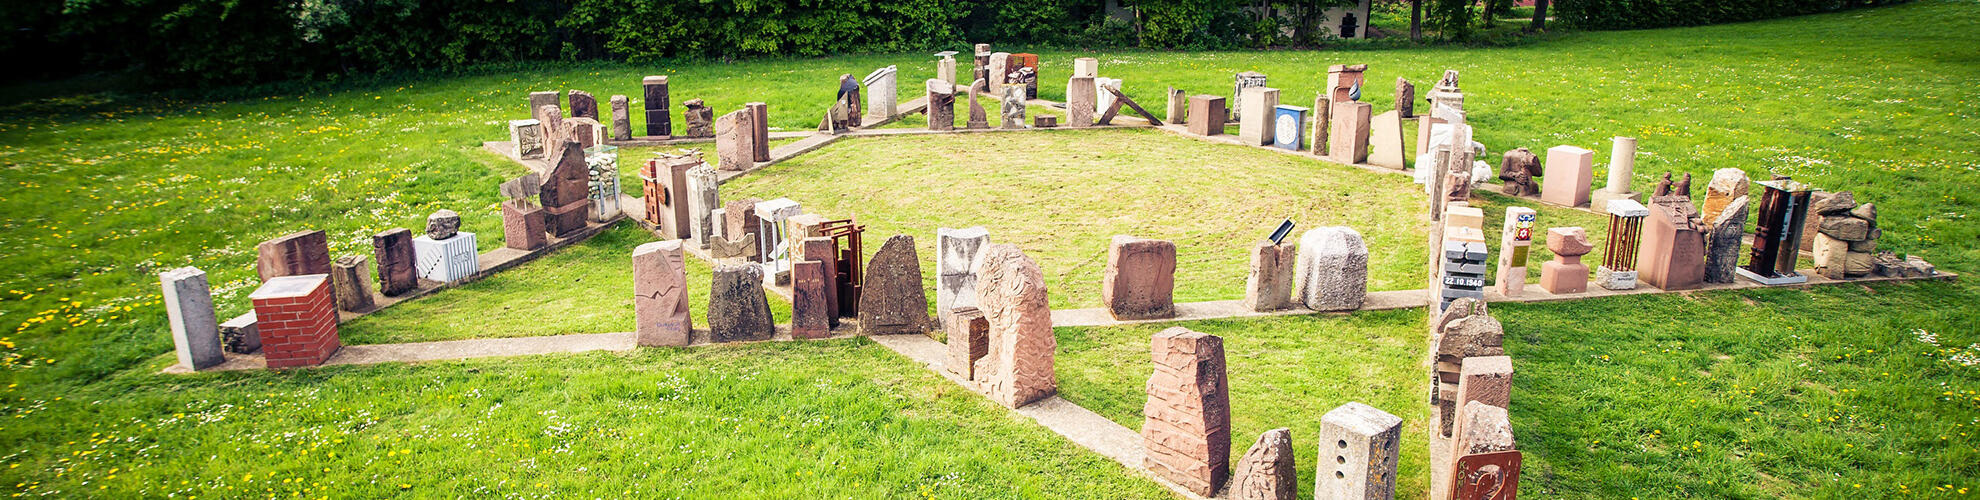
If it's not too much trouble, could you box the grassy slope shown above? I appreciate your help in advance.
[0,0,1975,498]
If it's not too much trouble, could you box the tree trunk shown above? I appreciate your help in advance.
[1529,0,1549,31]
[1410,0,1423,41]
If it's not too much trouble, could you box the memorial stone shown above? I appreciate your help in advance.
[687,163,720,248]
[585,145,622,221]
[1591,136,1642,206]
[1396,77,1415,118]
[1186,95,1226,136]
[502,198,547,251]
[1232,71,1268,122]
[1066,76,1097,127]
[1243,240,1297,312]
[509,119,544,159]
[1497,147,1542,197]
[256,230,332,281]
[568,90,598,120]
[1598,199,1649,290]
[633,240,692,347]
[1493,208,1537,296]
[1538,227,1593,294]
[644,152,698,240]
[1541,145,1595,208]
[1637,191,1708,291]
[1231,428,1297,500]
[724,197,764,262]
[800,237,842,323]
[540,142,593,237]
[965,79,991,129]
[986,53,1009,93]
[1701,167,1750,225]
[748,102,770,162]
[715,108,756,171]
[974,244,1055,408]
[937,227,990,332]
[1325,64,1367,103]
[863,66,899,120]
[1237,87,1280,145]
[1315,402,1403,500]
[1101,236,1177,320]
[859,235,933,335]
[1330,101,1373,164]
[536,106,565,152]
[219,312,259,354]
[1439,225,1489,311]
[609,95,632,141]
[1294,227,1369,311]
[946,306,990,380]
[528,91,560,124]
[1704,196,1750,284]
[249,274,341,368]
[1142,327,1230,497]
[1000,87,1027,129]
[426,209,461,240]
[413,231,478,283]
[161,267,223,370]
[681,99,714,138]
[791,259,833,339]
[1166,87,1188,124]
[643,76,671,137]
[330,255,375,313]
[926,79,956,131]
[709,264,774,343]
[372,228,418,296]
[935,51,957,85]
[1311,94,1332,156]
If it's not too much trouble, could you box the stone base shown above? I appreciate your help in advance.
[1591,189,1641,208]
[1595,266,1638,290]
[1736,267,1809,286]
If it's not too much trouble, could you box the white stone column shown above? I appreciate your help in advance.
[161,267,223,370]
[1606,136,1638,193]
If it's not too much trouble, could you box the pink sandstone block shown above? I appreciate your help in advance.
[1541,145,1594,208]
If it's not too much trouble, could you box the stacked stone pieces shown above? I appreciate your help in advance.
[540,142,593,238]
[1810,191,1880,279]
[1494,207,1537,296]
[1430,302,1504,436]
[509,119,544,159]
[633,240,692,347]
[1295,227,1369,311]
[1872,252,1936,278]
[973,244,1056,408]
[681,99,714,138]
[220,312,260,354]
[1242,240,1297,312]
[249,274,341,369]
[1439,225,1488,312]
[926,80,956,131]
[1452,355,1514,446]
[715,108,755,171]
[936,227,990,331]
[1329,100,1373,164]
[945,306,990,380]
[329,255,376,313]
[643,76,671,137]
[609,95,632,141]
[1636,194,1708,291]
[1315,402,1403,500]
[1538,227,1594,294]
[1541,145,1595,208]
[1101,235,1178,320]
[858,235,933,335]
[161,267,224,370]
[256,230,332,282]
[1236,87,1280,146]
[1066,76,1097,128]
[723,197,764,262]
[1142,327,1230,497]
[567,90,598,120]
[1186,95,1226,136]
[709,264,774,343]
[747,103,770,162]
[1230,428,1297,500]
[1704,195,1751,283]
[372,229,418,296]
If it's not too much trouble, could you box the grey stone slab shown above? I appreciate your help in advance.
[161,267,223,370]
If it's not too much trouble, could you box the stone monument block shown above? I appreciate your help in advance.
[1231,428,1297,500]
[329,255,375,313]
[502,201,547,251]
[945,306,990,380]
[255,230,331,282]
[1101,235,1177,320]
[747,102,770,162]
[1237,87,1280,146]
[687,163,720,248]
[859,235,932,335]
[536,104,565,155]
[413,232,478,283]
[1541,145,1595,208]
[1315,402,1403,500]
[927,79,956,131]
[1186,95,1226,136]
[709,264,774,343]
[1704,196,1750,284]
[249,274,341,369]
[715,108,755,171]
[372,228,418,296]
[800,237,842,322]
[1329,101,1372,164]
[1294,227,1369,311]
[568,90,598,120]
[1493,207,1537,297]
[936,227,990,332]
[792,259,833,339]
[1368,110,1405,169]
[566,117,603,149]
[724,197,764,262]
[1396,77,1415,118]
[974,244,1056,408]
[1324,64,1366,103]
[161,267,223,370]
[1539,227,1594,294]
[681,99,715,138]
[528,90,560,123]
[1142,327,1230,497]
[540,141,593,238]
[1243,240,1297,312]
[633,240,692,347]
[219,312,259,354]
[1701,167,1750,225]
[1637,196,1707,291]
[509,119,544,159]
[609,95,632,141]
[1166,87,1188,124]
[1066,76,1097,128]
[1453,356,1515,442]
[1231,71,1268,122]
[863,66,899,120]
[642,76,671,137]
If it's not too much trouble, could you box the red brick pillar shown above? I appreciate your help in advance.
[250,275,341,368]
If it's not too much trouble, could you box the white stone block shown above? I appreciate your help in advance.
[161,267,223,369]
[414,232,479,283]
[1316,402,1403,500]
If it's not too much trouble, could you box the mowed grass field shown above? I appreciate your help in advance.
[2,0,1978,497]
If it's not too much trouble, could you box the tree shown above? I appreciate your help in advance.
[1266,0,1358,43]
[1410,0,1423,41]
[1529,0,1549,31]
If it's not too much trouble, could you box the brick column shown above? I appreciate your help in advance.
[249,275,341,368]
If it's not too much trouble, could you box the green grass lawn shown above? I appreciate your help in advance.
[2,0,1978,497]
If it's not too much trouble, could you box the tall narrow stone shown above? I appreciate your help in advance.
[974,244,1055,408]
[927,79,956,131]
[536,104,565,155]
[747,102,770,162]
[1395,77,1415,118]
[715,108,755,171]
[1593,136,1643,207]
[946,306,990,380]
[1142,327,1230,497]
[609,95,632,141]
[642,76,671,137]
[1067,76,1097,127]
[255,230,331,281]
[633,240,692,347]
[687,163,720,248]
[330,255,375,313]
[161,267,223,370]
[1294,227,1369,311]
[1102,235,1177,320]
[859,235,932,335]
[709,264,774,343]
[540,141,593,238]
[1166,87,1188,124]
[1230,428,1297,500]
[937,227,990,331]
[1329,101,1373,164]
[800,237,842,322]
[863,66,899,120]
[372,228,417,296]
[1311,94,1332,156]
[1315,402,1403,500]
[792,259,833,339]
[1243,240,1297,312]
[1493,207,1537,297]
[1237,87,1280,146]
[1705,196,1750,284]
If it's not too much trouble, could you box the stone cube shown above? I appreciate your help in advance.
[1294,227,1369,311]
[1541,145,1595,208]
[1187,95,1226,136]
[1102,235,1177,320]
[413,232,478,283]
[1315,402,1403,500]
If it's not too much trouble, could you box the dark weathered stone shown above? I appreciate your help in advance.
[747,102,770,162]
[330,255,375,313]
[681,99,715,138]
[255,230,332,282]
[1704,196,1749,283]
[927,80,955,131]
[609,95,632,141]
[371,229,417,296]
[1497,147,1541,197]
[859,235,932,335]
[1395,77,1415,118]
[568,90,598,120]
[219,312,260,354]
[539,141,592,238]
[1230,428,1297,500]
[425,209,461,240]
[792,259,832,339]
[709,264,774,343]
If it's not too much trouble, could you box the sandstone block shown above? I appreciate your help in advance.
[1541,145,1594,208]
[256,230,331,282]
[1243,240,1297,312]
[945,306,990,380]
[329,255,376,313]
[1143,327,1229,497]
[1231,428,1297,500]
[633,240,692,347]
[1186,95,1226,136]
[372,228,418,296]
[1102,235,1178,320]
[792,259,832,339]
[975,244,1055,408]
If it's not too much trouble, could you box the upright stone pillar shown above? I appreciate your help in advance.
[858,235,933,335]
[1395,77,1415,118]
[927,79,956,131]
[1597,200,1649,290]
[541,142,593,238]
[1231,428,1297,500]
[715,108,756,171]
[747,102,771,162]
[863,66,899,120]
[936,52,957,85]
[1311,94,1332,156]
[946,306,990,380]
[792,259,833,339]
[800,237,842,323]
[1066,76,1097,127]
[330,255,376,313]
[536,104,565,155]
[643,76,671,137]
[975,244,1055,408]
[1294,227,1369,311]
[528,90,560,124]
[1069,57,1099,109]
[1237,87,1280,146]
[1493,207,1536,297]
[1166,87,1188,124]
[986,53,1009,93]
[644,152,696,240]
[633,240,692,347]
[609,95,632,141]
[937,227,990,332]
[1101,235,1177,320]
[686,163,720,249]
[1315,402,1403,500]
[161,267,223,370]
[1329,101,1372,164]
[1142,327,1230,497]
[568,90,598,120]
[372,228,417,296]
[1591,136,1641,206]
[1704,196,1751,284]
[1243,240,1297,312]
